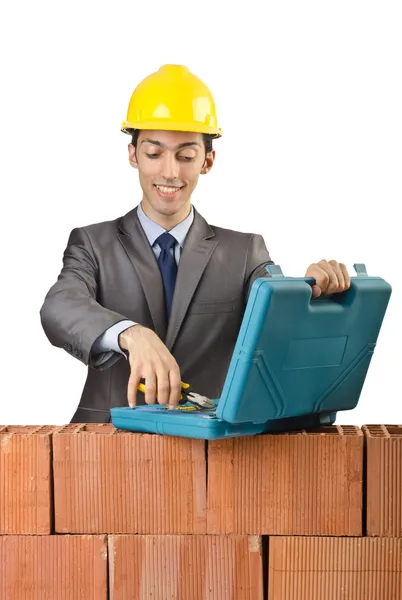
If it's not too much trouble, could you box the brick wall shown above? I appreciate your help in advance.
[0,423,401,599]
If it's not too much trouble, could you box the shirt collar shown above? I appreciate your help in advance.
[137,201,194,248]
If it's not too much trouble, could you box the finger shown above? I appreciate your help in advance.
[168,366,182,409]
[339,262,351,289]
[317,260,339,294]
[144,372,157,405]
[127,366,142,408]
[311,284,322,299]
[328,260,345,291]
[156,372,170,406]
[306,263,330,294]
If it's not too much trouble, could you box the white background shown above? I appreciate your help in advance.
[0,1,400,426]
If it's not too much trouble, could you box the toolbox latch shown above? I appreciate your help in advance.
[353,263,368,276]
[265,264,285,278]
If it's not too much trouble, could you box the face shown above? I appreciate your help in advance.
[128,130,215,221]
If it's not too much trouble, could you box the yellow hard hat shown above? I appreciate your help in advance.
[121,64,222,138]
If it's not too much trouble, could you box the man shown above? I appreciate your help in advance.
[40,64,350,423]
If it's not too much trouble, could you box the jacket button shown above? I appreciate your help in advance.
[64,343,72,353]
[73,348,80,357]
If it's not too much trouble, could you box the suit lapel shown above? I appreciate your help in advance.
[117,205,218,349]
[165,208,218,351]
[117,207,167,339]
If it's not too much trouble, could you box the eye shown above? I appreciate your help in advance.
[179,156,195,162]
[146,153,160,159]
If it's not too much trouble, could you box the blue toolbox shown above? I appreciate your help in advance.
[110,264,392,439]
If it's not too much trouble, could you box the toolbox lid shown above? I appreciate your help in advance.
[215,264,392,424]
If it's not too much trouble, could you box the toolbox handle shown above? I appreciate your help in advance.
[266,263,368,278]
[303,276,316,287]
[265,265,350,304]
[304,263,368,300]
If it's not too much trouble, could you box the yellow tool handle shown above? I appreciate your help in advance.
[137,380,190,400]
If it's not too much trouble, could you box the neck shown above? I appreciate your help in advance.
[141,199,192,229]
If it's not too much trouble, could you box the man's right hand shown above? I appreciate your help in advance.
[118,325,182,410]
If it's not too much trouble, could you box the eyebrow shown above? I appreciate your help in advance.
[141,139,201,149]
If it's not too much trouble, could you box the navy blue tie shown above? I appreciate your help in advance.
[155,232,178,318]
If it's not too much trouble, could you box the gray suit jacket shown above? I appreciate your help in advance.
[40,206,274,423]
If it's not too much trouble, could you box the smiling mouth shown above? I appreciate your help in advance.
[154,184,184,199]
[154,184,183,193]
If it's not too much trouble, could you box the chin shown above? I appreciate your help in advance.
[153,197,189,215]
[156,206,177,216]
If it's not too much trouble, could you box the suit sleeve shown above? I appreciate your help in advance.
[244,234,275,301]
[40,227,130,370]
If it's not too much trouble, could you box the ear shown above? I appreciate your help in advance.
[200,150,216,175]
[128,143,139,169]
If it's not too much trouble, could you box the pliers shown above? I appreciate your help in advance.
[137,379,215,410]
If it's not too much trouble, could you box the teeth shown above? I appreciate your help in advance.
[156,185,181,193]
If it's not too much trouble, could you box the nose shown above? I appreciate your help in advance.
[160,152,179,181]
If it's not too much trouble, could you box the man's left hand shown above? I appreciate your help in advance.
[305,260,351,299]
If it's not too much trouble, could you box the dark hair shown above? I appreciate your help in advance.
[127,129,214,154]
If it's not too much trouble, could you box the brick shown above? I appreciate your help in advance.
[0,425,55,534]
[364,424,402,537]
[0,534,107,599]
[268,536,402,600]
[53,424,206,534]
[109,535,263,600]
[207,426,363,535]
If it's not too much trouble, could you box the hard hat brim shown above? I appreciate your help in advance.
[121,120,222,138]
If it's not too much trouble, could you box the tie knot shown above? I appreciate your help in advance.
[156,232,176,252]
